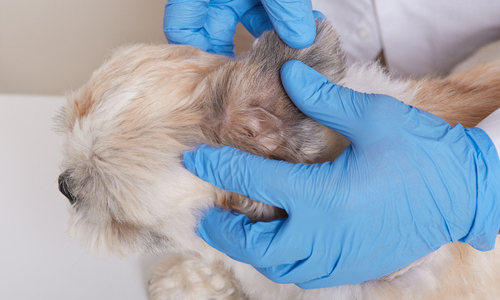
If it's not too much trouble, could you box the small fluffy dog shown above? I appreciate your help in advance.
[57,20,500,299]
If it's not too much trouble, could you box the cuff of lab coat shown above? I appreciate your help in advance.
[476,108,500,160]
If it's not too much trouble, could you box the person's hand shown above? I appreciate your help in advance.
[182,60,500,288]
[163,0,323,56]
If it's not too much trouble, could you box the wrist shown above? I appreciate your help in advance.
[476,108,500,160]
[459,128,500,250]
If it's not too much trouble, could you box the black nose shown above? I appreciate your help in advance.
[58,172,77,205]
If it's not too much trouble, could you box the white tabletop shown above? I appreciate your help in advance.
[0,94,163,300]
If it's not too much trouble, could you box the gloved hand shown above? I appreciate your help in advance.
[163,0,323,56]
[182,60,500,288]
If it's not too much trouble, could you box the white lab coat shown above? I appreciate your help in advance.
[312,0,500,151]
[312,0,500,77]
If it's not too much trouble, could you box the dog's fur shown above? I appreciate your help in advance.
[57,20,500,299]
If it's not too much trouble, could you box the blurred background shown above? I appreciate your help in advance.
[0,0,253,95]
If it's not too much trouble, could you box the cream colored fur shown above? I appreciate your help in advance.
[57,20,500,299]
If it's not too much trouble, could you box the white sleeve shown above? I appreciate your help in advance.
[311,0,382,66]
[313,0,500,78]
[476,108,500,158]
[374,1,500,78]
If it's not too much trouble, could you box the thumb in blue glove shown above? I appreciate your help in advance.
[182,60,500,288]
[163,0,323,56]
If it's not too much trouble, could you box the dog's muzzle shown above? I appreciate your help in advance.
[58,171,77,205]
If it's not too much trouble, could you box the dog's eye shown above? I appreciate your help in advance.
[58,172,78,205]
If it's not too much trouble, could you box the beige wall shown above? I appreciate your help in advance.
[0,0,253,95]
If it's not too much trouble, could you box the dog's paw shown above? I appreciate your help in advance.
[149,253,247,300]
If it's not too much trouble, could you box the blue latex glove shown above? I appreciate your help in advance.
[182,60,500,288]
[163,0,323,56]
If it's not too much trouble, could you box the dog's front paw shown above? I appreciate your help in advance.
[149,253,247,300]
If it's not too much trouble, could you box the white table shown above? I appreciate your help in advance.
[0,94,163,300]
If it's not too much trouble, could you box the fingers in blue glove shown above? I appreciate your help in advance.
[280,60,410,143]
[240,5,274,37]
[261,0,316,48]
[280,60,364,139]
[197,204,344,285]
[164,0,211,50]
[164,0,321,56]
[183,144,334,211]
[197,206,310,268]
[165,0,256,56]
[241,6,324,39]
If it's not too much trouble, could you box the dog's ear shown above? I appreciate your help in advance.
[201,20,347,164]
[201,20,349,220]
[246,19,346,83]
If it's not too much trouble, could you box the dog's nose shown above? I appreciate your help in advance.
[58,172,77,205]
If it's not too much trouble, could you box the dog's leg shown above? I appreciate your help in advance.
[149,253,248,300]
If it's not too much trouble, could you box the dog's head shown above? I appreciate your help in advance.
[57,20,347,257]
[56,45,231,256]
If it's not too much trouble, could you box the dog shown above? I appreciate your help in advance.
[57,20,500,299]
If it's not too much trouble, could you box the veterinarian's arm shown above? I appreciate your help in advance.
[163,0,322,56]
[182,60,500,288]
